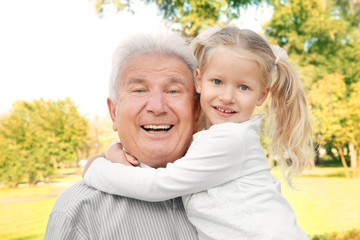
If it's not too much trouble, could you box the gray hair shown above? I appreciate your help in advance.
[109,32,197,103]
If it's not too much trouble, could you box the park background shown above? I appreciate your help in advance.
[1,0,360,239]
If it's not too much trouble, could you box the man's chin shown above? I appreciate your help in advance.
[138,147,180,168]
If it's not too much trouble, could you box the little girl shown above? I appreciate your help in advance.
[84,26,314,239]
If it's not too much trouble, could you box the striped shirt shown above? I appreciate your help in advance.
[45,180,198,240]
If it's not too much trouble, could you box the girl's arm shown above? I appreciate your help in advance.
[84,125,246,201]
[82,153,105,178]
[82,141,138,178]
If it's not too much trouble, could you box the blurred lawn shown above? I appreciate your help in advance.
[272,168,360,236]
[0,167,359,239]
[0,197,57,240]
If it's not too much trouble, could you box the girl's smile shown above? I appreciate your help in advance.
[213,106,237,116]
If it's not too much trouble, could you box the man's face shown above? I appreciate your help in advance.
[108,54,198,168]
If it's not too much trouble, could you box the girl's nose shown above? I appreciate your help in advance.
[219,86,235,104]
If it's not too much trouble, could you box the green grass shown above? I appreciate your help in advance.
[0,197,57,240]
[272,168,360,236]
[0,186,57,200]
[51,175,82,183]
[0,167,359,239]
[0,184,72,240]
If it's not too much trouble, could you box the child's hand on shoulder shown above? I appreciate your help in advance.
[105,142,139,166]
[82,142,139,178]
[82,153,105,178]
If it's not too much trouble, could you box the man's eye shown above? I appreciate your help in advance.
[168,90,179,94]
[212,79,222,85]
[133,89,146,93]
[239,85,249,91]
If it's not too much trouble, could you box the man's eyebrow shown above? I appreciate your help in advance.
[126,77,188,86]
[127,78,147,85]
[167,77,187,85]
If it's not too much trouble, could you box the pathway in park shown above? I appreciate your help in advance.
[0,182,72,204]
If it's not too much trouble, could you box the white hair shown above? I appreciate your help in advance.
[109,32,197,103]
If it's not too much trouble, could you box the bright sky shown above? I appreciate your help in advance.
[0,0,272,117]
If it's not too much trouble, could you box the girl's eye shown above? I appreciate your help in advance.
[212,79,222,85]
[239,85,248,91]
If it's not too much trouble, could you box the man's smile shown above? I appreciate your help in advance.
[141,124,174,133]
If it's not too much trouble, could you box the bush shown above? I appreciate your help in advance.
[311,229,360,240]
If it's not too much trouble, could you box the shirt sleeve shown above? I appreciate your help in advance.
[45,212,85,240]
[84,126,246,201]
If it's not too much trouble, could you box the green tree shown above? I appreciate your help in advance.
[78,115,118,160]
[0,98,88,186]
[0,134,23,187]
[265,0,360,85]
[310,73,351,177]
[92,0,267,37]
[348,81,360,177]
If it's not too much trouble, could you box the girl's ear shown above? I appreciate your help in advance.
[257,87,270,106]
[195,69,202,94]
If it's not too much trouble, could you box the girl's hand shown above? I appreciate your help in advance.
[105,142,139,166]
[81,143,139,178]
[82,153,105,177]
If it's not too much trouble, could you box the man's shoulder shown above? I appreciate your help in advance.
[50,180,120,217]
[51,180,161,216]
[48,181,198,240]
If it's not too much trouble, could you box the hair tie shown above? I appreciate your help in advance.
[271,45,288,66]
[197,26,221,45]
[274,57,280,65]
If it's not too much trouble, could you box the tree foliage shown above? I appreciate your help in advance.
[91,0,267,37]
[309,74,350,173]
[265,0,360,84]
[310,72,360,177]
[78,115,118,160]
[0,98,88,186]
[348,81,360,173]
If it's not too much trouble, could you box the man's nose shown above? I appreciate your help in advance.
[146,92,167,115]
[219,86,235,104]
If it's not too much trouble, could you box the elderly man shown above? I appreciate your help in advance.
[45,32,199,239]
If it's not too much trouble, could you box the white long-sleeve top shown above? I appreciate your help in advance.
[84,116,309,240]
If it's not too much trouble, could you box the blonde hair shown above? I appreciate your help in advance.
[191,26,314,186]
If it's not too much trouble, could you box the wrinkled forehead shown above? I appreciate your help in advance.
[119,53,195,88]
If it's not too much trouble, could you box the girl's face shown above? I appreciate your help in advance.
[196,49,269,128]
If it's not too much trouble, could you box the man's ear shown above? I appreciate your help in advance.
[257,87,270,106]
[195,69,202,94]
[107,98,118,131]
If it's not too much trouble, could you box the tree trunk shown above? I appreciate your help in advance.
[314,144,320,165]
[349,143,357,178]
[356,145,360,178]
[53,158,58,174]
[335,145,350,179]
[28,172,37,186]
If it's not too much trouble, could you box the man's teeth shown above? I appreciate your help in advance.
[216,107,234,113]
[143,125,172,130]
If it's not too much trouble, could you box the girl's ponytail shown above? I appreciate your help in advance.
[267,59,314,187]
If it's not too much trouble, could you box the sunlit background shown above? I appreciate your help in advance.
[1,0,359,239]
[0,0,271,117]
